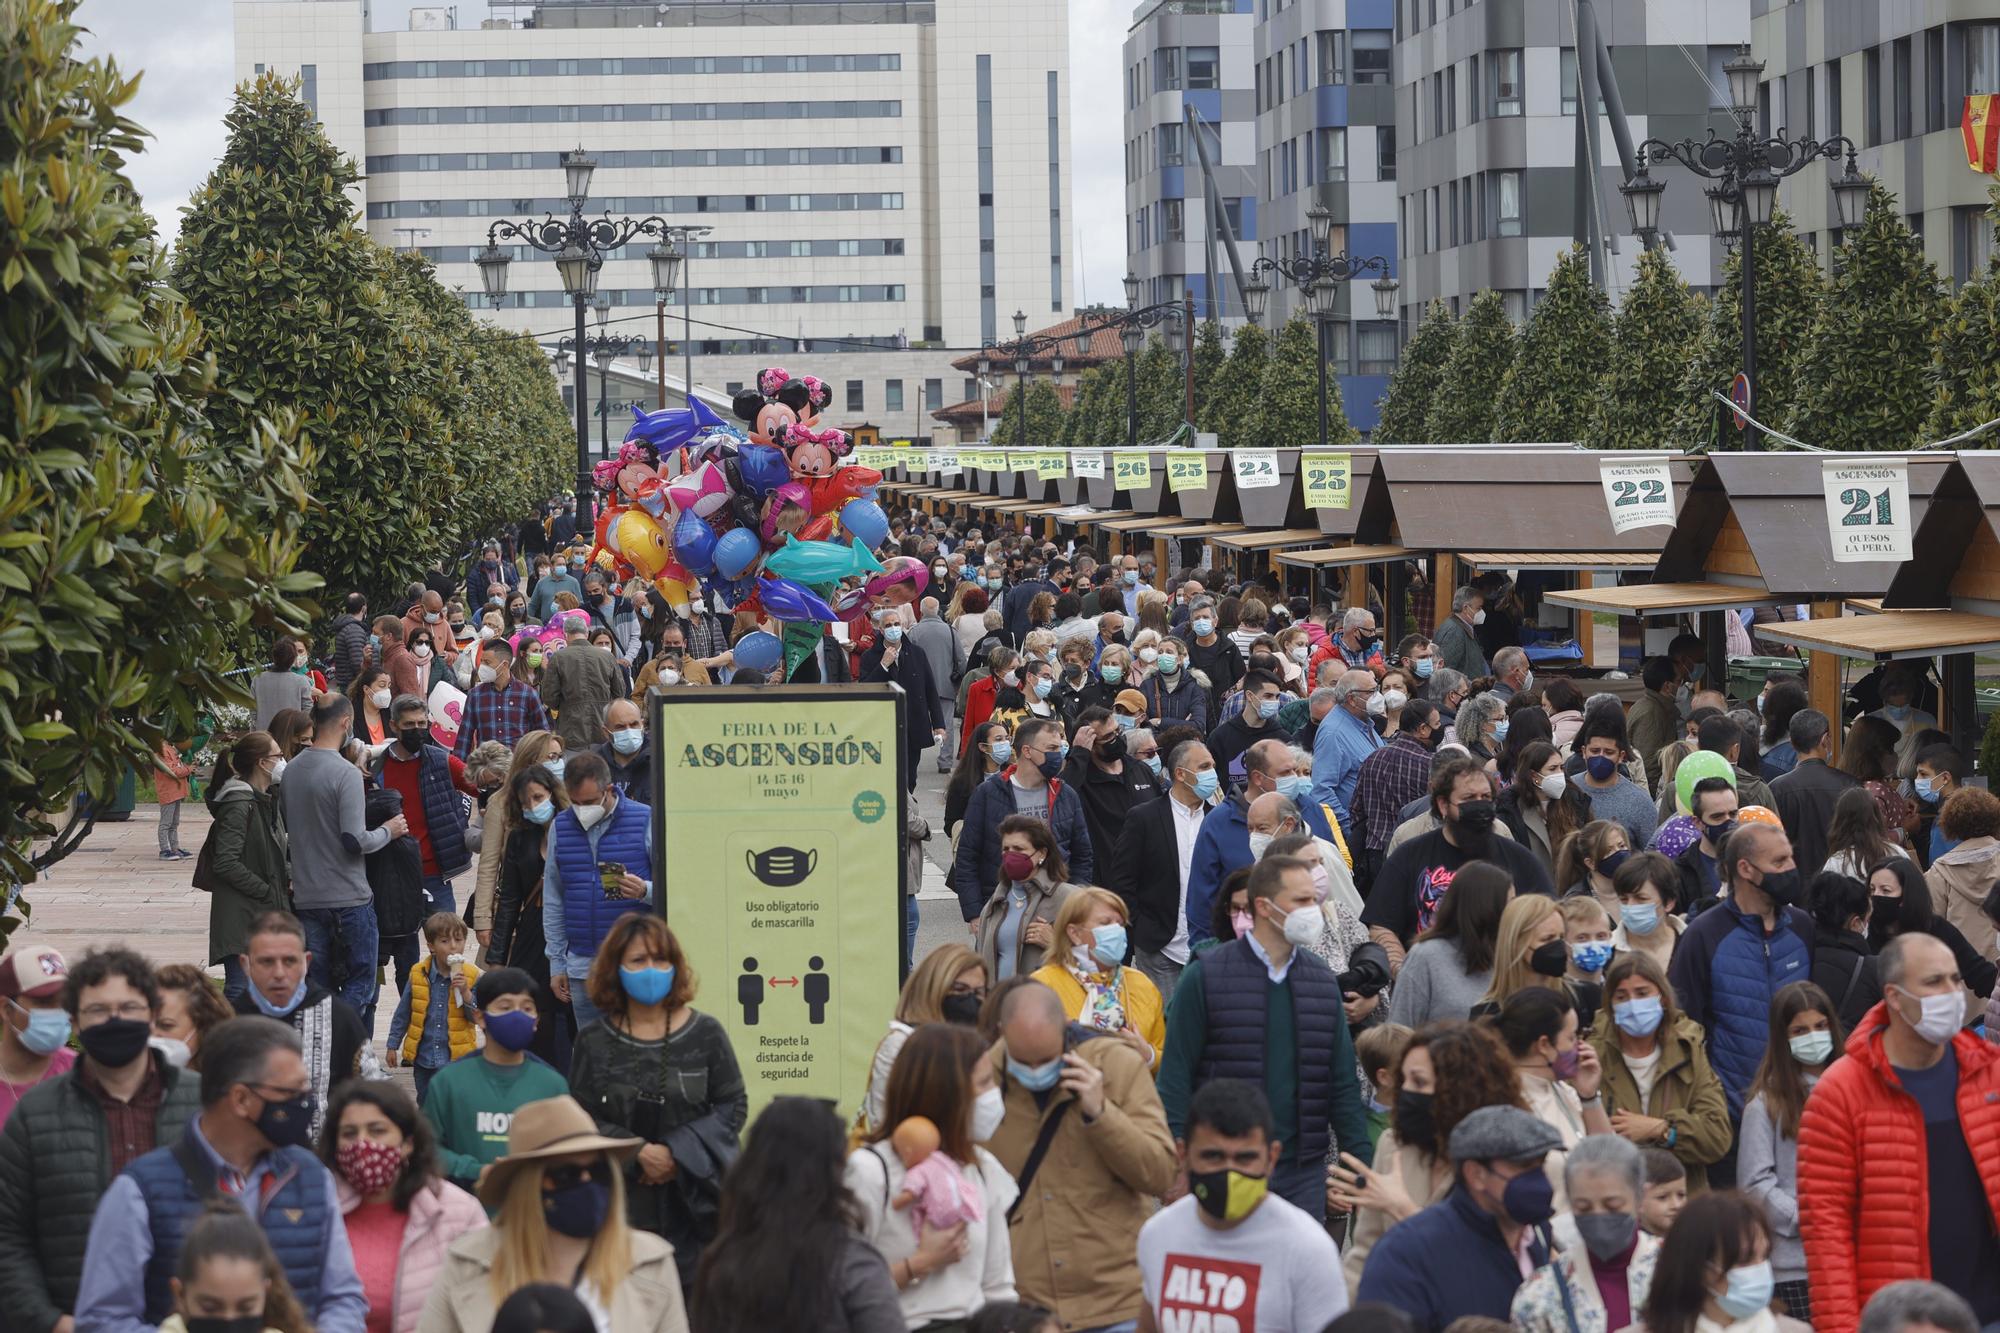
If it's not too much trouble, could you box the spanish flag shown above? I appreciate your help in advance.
[1965,95,2000,173]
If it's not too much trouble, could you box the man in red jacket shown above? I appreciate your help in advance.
[1799,932,2000,1333]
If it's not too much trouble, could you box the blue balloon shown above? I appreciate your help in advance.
[626,397,729,452]
[731,631,783,673]
[757,574,838,624]
[839,498,889,550]
[736,444,791,498]
[673,509,718,576]
[712,526,763,581]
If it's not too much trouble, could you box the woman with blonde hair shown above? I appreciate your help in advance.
[1476,893,1602,1031]
[1555,819,1632,918]
[472,729,565,951]
[861,943,992,1136]
[418,1095,689,1333]
[1029,886,1167,1066]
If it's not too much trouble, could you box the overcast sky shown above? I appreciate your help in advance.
[72,0,1130,302]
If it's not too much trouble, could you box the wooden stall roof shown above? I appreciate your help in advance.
[1276,543,1416,569]
[1657,453,1952,598]
[1147,520,1248,538]
[1374,449,1693,553]
[1545,581,1785,617]
[982,499,1040,514]
[1314,449,1390,540]
[1212,527,1326,551]
[1752,609,2000,661]
[1886,454,2000,611]
[1017,502,1067,515]
[1097,514,1168,533]
[1460,551,1659,572]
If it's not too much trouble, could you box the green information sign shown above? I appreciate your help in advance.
[650,686,907,1118]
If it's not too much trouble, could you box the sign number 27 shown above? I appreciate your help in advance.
[1610,479,1666,508]
[1839,487,1893,528]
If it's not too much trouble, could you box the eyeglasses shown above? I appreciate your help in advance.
[79,1002,152,1024]
[947,983,989,999]
[246,1081,313,1102]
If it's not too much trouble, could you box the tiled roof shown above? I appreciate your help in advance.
[948,313,1132,374]
[930,382,1081,426]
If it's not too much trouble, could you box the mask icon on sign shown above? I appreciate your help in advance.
[747,845,818,887]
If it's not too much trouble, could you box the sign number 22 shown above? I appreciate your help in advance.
[1610,479,1666,508]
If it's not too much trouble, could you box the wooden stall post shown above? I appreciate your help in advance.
[1433,553,1459,634]
[1807,601,1843,764]
[1942,653,1981,762]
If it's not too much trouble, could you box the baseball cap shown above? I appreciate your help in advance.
[1114,689,1150,717]
[0,945,67,1001]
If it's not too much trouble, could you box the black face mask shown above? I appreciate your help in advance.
[183,1316,265,1333]
[1449,799,1496,845]
[78,1016,154,1069]
[1097,734,1128,762]
[1529,939,1570,978]
[1754,866,1802,907]
[1394,1089,1437,1149]
[398,727,429,753]
[940,992,983,1027]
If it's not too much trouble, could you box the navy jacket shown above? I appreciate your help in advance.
[1358,1187,1550,1330]
[1668,893,1814,1113]
[950,769,1094,920]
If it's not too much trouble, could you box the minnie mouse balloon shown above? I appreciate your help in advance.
[839,498,889,550]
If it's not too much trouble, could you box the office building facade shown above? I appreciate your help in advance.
[234,0,1072,445]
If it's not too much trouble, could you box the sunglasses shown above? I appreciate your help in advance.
[543,1162,601,1191]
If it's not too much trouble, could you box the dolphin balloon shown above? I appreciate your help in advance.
[762,534,886,586]
[756,574,839,624]
[625,397,729,452]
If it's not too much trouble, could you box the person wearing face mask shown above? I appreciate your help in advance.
[540,753,655,1032]
[151,964,232,1078]
[201,733,294,1004]
[1433,586,1491,680]
[1770,708,1862,884]
[226,913,372,1140]
[401,592,459,664]
[1138,634,1210,735]
[860,609,949,794]
[590,699,651,800]
[0,947,203,1333]
[1157,855,1372,1222]
[567,915,744,1296]
[1028,888,1166,1066]
[253,639,318,733]
[1668,822,1815,1134]
[155,1204,311,1333]
[1509,1135,1664,1333]
[1489,646,1534,705]
[1922,787,2000,973]
[1352,698,1444,885]
[1310,670,1384,840]
[525,557,583,625]
[959,646,1023,760]
[453,640,549,760]
[1357,1104,1559,1323]
[1183,740,1321,950]
[1498,741,1592,881]
[1639,1192,1809,1333]
[1060,707,1162,868]
[420,1095,690,1333]
[318,1083,487,1333]
[1489,986,1611,1210]
[75,1017,369,1333]
[1739,980,1845,1323]
[1799,931,2000,1333]
[984,982,1173,1331]
[467,541,517,615]
[1108,740,1218,1003]
[971,817,1079,983]
[329,592,373,693]
[951,719,1094,924]
[403,630,451,696]
[848,1024,1019,1327]
[1585,953,1731,1195]
[1573,712,1658,852]
[1136,1079,1346,1332]
[1185,599,1245,718]
[373,697,480,920]
[1204,669,1290,782]
[903,595,963,772]
[420,969,568,1193]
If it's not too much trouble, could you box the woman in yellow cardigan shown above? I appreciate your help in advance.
[1029,887,1167,1069]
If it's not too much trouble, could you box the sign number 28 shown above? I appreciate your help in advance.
[1610,479,1666,508]
[1839,487,1893,528]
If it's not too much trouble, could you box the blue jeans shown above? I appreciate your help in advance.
[413,1062,439,1103]
[566,962,604,1031]
[1270,1155,1326,1222]
[299,903,381,1031]
[220,956,250,1002]
[903,895,918,979]
[422,875,456,916]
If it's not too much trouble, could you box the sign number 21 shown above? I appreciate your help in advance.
[1840,487,1893,527]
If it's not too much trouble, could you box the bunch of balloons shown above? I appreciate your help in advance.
[584,367,925,676]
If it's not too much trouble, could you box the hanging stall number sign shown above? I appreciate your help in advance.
[966,449,1001,471]
[1233,450,1280,490]
[933,451,962,475]
[1035,450,1068,480]
[1822,458,1912,563]
[1071,451,1106,479]
[1165,454,1209,494]
[1113,451,1152,490]
[1007,451,1040,474]
[1300,452,1353,510]
[1597,455,1677,534]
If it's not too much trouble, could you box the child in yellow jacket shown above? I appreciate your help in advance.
[387,911,482,1102]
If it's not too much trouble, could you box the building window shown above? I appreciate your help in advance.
[1491,50,1523,116]
[1319,30,1346,85]
[1970,22,2000,93]
[1187,47,1220,90]
[1223,197,1245,236]
[301,63,318,115]
[1164,197,1184,241]
[1377,126,1396,180]
[1865,46,1882,146]
[1353,30,1392,84]
[1706,47,1735,109]
[1893,36,1913,139]
[1358,322,1398,375]
[1160,123,1183,167]
[1561,48,1578,115]
[886,380,904,413]
[925,379,943,410]
[1494,170,1523,237]
[1805,65,1817,140]
[1318,127,1347,182]
[1448,179,1460,247]
[846,380,865,412]
[1828,57,1843,138]
[1156,46,1182,91]
[1956,205,1996,287]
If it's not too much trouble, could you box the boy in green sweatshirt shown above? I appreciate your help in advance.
[421,966,569,1189]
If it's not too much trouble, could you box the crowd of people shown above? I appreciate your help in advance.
[2,499,1999,1333]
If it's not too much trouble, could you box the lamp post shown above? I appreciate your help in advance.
[1241,202,1396,450]
[1618,49,1867,450]
[474,146,684,522]
[645,224,709,408]
[1074,275,1188,447]
[559,327,653,465]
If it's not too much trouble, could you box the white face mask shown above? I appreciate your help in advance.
[971,1085,1006,1142]
[148,1035,192,1069]
[659,669,682,686]
[1365,693,1388,718]
[266,756,287,784]
[412,645,433,661]
[573,802,608,830]
[370,689,392,710]
[1279,904,1322,948]
[476,665,498,685]
[1538,771,1567,801]
[1383,689,1408,711]
[1893,985,1965,1045]
[1472,609,1487,626]
[1247,831,1276,861]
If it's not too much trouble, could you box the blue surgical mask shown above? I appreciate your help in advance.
[1718,1262,1776,1320]
[1006,1054,1063,1092]
[1034,678,1054,700]
[524,799,556,825]
[1101,665,1125,684]
[1144,755,1163,778]
[1491,720,1510,743]
[611,728,644,755]
[1572,941,1615,975]
[11,1004,71,1056]
[1115,714,1136,731]
[882,624,903,643]
[989,740,1013,766]
[1123,570,1139,586]
[619,965,675,1007]
[1277,774,1313,802]
[1619,902,1660,936]
[1257,698,1281,721]
[249,974,308,1019]
[1915,775,1939,802]
[544,756,566,781]
[1192,618,1214,638]
[1188,768,1220,801]
[1090,923,1128,968]
[1612,995,1663,1037]
[1413,657,1434,679]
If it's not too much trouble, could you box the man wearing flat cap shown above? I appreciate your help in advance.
[1357,1103,1562,1328]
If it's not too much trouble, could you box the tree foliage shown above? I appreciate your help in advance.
[1425,290,1517,443]
[1789,183,1946,450]
[1671,207,1822,448]
[1190,319,1227,432]
[1246,313,1355,448]
[1492,246,1613,443]
[173,74,569,611]
[1930,188,2000,441]
[1589,247,1705,450]
[993,378,1065,446]
[1372,301,1457,443]
[1135,337,1186,443]
[1200,322,1268,448]
[0,0,318,934]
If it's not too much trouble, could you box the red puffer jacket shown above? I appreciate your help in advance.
[1797,1000,2000,1333]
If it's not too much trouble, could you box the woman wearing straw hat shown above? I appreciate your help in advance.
[415,1096,690,1333]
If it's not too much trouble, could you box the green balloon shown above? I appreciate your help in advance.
[761,534,885,587]
[1674,749,1737,817]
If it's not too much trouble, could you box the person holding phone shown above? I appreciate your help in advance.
[541,752,653,1030]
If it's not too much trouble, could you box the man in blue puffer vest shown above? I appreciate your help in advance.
[1157,852,1370,1222]
[543,750,654,1030]
[73,1016,366,1333]
[1668,820,1813,1183]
